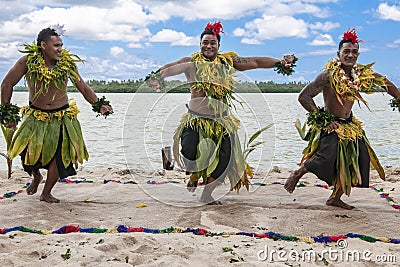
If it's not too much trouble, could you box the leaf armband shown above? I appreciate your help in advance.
[92,96,113,118]
[274,54,298,76]
[145,69,165,89]
[0,103,21,124]
[306,107,334,129]
[389,96,400,112]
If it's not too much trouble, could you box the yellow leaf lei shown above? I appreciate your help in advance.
[191,51,238,101]
[324,58,387,106]
[20,42,84,100]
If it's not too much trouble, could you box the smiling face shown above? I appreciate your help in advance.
[200,34,220,61]
[41,35,63,63]
[337,42,359,69]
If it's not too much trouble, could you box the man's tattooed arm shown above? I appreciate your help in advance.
[232,56,251,64]
[298,71,328,112]
[232,56,282,71]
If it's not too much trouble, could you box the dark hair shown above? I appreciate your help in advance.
[338,39,359,50]
[36,28,59,46]
[200,29,221,43]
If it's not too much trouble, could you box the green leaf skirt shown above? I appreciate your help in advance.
[172,113,252,192]
[8,102,88,169]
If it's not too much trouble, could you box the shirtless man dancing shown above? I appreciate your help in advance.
[1,25,112,202]
[284,29,400,209]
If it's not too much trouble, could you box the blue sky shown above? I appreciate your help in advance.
[1,0,400,86]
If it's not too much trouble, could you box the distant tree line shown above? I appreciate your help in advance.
[13,79,309,93]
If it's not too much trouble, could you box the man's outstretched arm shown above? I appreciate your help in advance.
[157,57,192,77]
[232,56,280,71]
[232,55,295,72]
[146,57,194,90]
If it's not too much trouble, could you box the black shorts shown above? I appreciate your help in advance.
[304,131,370,187]
[180,127,231,180]
[20,131,77,178]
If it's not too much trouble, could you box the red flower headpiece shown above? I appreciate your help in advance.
[342,28,363,44]
[204,21,224,36]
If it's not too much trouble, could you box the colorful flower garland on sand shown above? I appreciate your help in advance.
[1,180,399,244]
[370,186,400,210]
[58,178,137,184]
[0,183,29,199]
[0,225,399,245]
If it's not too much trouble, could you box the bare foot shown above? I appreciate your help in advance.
[200,195,222,205]
[207,200,222,205]
[326,198,354,210]
[26,171,43,195]
[187,180,198,193]
[284,170,302,193]
[40,194,60,203]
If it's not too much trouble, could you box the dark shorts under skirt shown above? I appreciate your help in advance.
[180,127,231,181]
[20,131,77,178]
[304,130,370,187]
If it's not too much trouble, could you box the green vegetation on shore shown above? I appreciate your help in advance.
[14,79,309,93]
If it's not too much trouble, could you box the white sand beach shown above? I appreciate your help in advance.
[0,166,400,266]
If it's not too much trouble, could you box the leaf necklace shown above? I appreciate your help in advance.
[20,42,84,100]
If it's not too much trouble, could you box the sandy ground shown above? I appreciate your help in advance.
[1,166,400,266]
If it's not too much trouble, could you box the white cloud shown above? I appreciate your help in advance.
[262,1,331,18]
[233,16,308,42]
[150,29,198,46]
[0,0,377,83]
[0,0,334,48]
[387,39,400,48]
[40,0,116,8]
[0,0,36,21]
[0,0,154,44]
[143,0,332,21]
[304,48,337,56]
[110,46,124,56]
[0,42,22,59]
[78,54,159,81]
[241,38,263,45]
[377,3,400,21]
[145,0,267,21]
[308,33,335,46]
[127,43,145,49]
[232,28,246,37]
[301,0,338,3]
[309,21,340,31]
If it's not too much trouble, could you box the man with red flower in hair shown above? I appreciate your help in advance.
[284,29,400,209]
[146,21,296,205]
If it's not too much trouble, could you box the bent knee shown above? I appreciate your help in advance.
[180,128,199,160]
